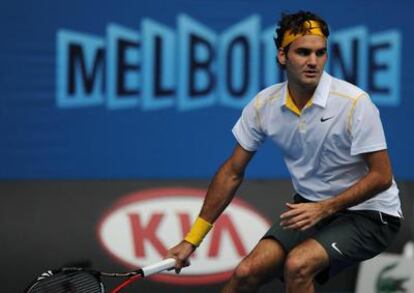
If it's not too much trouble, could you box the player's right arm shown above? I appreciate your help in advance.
[199,143,255,223]
[166,143,255,272]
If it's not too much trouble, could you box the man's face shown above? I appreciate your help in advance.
[278,35,327,89]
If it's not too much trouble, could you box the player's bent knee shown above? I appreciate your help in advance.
[284,253,313,282]
[231,260,263,288]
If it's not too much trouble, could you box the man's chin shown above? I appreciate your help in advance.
[301,77,320,88]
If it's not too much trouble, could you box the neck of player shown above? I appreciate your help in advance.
[288,82,316,111]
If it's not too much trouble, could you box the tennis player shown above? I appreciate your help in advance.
[166,11,402,292]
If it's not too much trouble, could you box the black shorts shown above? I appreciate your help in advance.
[262,194,401,284]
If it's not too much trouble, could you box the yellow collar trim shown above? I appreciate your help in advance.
[285,91,313,116]
[281,20,325,49]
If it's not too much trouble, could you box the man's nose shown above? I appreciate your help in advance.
[307,53,317,66]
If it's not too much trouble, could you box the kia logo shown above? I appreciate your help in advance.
[97,187,270,285]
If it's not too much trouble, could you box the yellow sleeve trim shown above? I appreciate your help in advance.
[184,217,213,247]
[347,93,365,134]
[254,96,263,133]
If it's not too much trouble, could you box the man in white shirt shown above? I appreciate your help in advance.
[166,11,402,293]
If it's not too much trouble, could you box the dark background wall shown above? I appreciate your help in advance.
[1,180,412,292]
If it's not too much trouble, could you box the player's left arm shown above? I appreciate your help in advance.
[280,149,392,231]
[321,149,392,213]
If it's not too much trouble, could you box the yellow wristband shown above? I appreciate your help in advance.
[184,217,213,247]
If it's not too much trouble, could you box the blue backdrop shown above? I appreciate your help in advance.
[0,0,412,179]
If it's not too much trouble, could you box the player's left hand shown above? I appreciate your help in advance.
[279,202,329,231]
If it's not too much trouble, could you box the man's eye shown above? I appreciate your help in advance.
[297,50,310,56]
[316,50,327,57]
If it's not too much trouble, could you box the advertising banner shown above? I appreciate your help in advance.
[356,247,414,293]
[2,180,412,293]
[1,0,413,179]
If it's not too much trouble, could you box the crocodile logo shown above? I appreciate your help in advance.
[375,262,410,293]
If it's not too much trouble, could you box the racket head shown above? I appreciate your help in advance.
[25,268,104,293]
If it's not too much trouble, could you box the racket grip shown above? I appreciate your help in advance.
[141,258,176,277]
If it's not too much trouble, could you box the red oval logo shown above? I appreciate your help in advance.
[97,187,270,285]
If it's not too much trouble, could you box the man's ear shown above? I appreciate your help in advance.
[277,48,287,66]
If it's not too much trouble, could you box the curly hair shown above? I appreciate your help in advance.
[274,11,330,50]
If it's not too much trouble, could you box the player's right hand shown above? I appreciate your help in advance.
[165,240,196,274]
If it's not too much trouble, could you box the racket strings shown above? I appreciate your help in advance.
[28,271,103,293]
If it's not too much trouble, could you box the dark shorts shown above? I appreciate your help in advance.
[262,194,401,284]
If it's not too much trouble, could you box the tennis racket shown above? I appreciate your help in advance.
[25,258,176,293]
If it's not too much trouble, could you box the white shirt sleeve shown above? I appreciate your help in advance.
[350,94,387,156]
[232,97,266,152]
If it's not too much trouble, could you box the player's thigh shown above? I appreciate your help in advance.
[236,238,287,280]
[285,238,329,276]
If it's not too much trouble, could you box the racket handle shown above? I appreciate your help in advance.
[141,258,176,277]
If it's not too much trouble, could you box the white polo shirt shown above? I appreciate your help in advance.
[232,71,402,217]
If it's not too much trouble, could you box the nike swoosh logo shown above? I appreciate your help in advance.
[331,242,344,256]
[320,116,335,122]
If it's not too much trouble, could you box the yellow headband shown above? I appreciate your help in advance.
[280,20,326,49]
